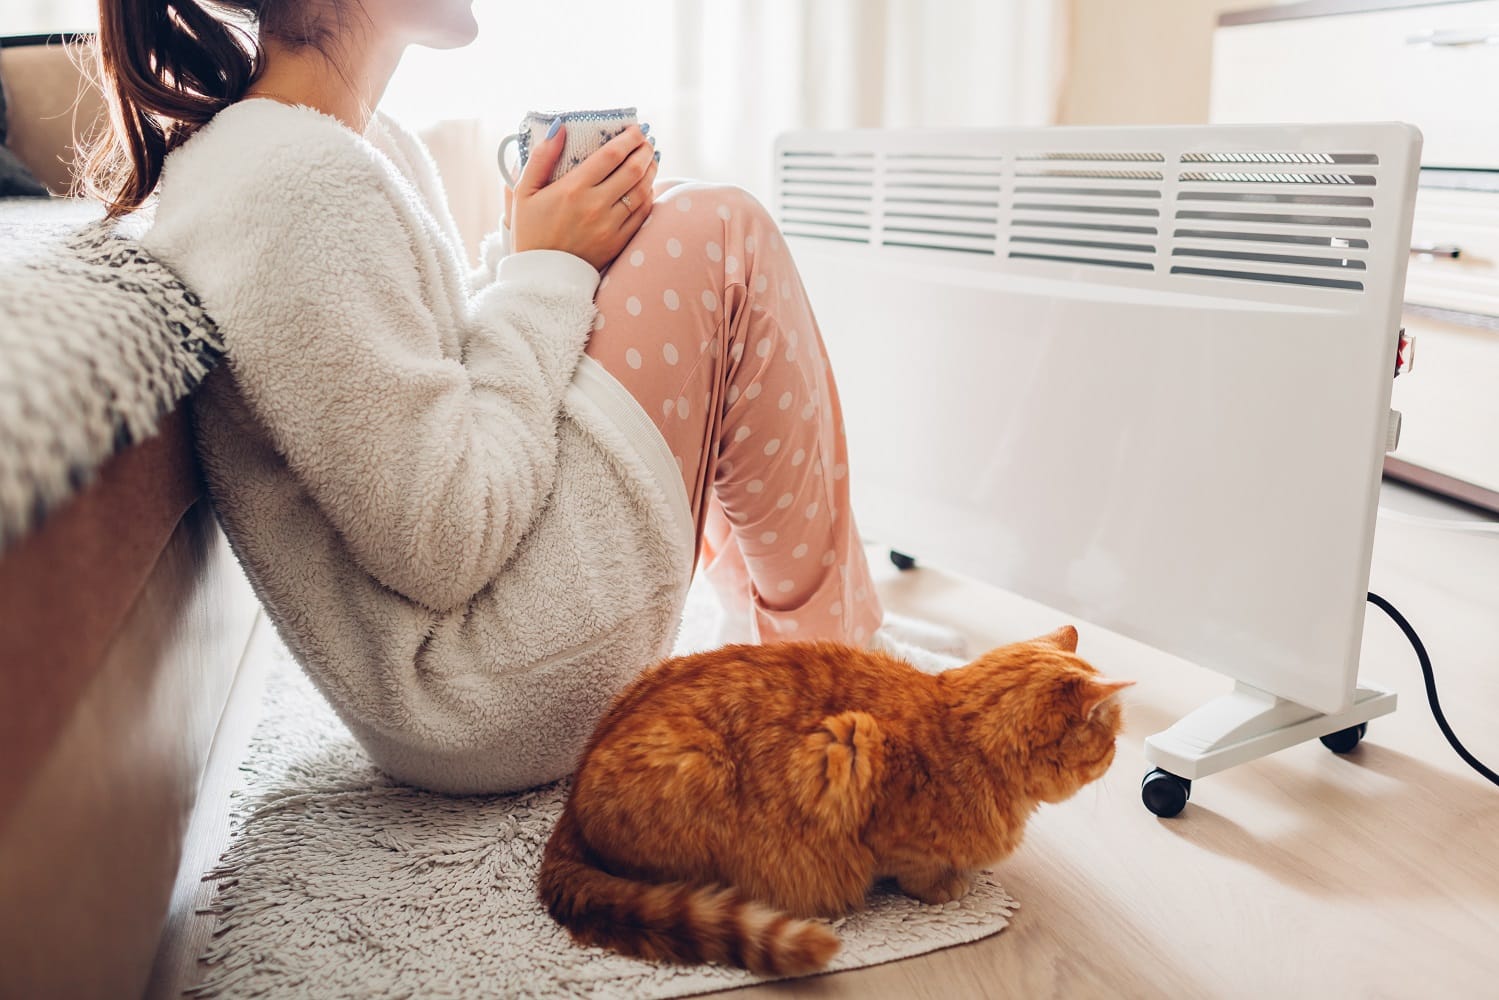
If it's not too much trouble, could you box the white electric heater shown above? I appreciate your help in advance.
[773,122,1422,815]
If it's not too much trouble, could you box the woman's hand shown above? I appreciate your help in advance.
[508,124,658,271]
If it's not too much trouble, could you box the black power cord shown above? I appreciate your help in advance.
[1367,591,1499,788]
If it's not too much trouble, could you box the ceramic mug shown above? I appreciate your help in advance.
[497,107,641,188]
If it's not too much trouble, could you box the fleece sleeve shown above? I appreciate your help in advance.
[470,224,514,290]
[372,113,513,292]
[214,175,598,612]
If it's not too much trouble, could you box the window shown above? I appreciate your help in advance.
[382,0,680,144]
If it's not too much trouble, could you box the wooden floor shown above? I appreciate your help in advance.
[708,482,1499,999]
[150,482,1499,999]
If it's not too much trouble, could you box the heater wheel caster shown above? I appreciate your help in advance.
[890,550,917,571]
[1319,722,1368,754]
[1141,768,1191,818]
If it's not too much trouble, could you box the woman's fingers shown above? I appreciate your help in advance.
[513,122,659,269]
[616,159,659,232]
[598,142,656,206]
[620,192,652,237]
[516,122,566,195]
[572,126,650,188]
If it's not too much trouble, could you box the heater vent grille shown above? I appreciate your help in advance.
[1180,151,1378,165]
[778,151,876,245]
[1008,151,1165,271]
[775,139,1392,295]
[880,152,1004,255]
[1018,151,1167,162]
[1169,151,1378,292]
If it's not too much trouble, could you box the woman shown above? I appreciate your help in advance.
[87,0,957,793]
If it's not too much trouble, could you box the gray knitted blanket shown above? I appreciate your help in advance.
[0,198,224,553]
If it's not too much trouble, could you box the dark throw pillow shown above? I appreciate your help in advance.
[0,72,51,198]
[1,145,50,198]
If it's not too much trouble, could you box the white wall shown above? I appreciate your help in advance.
[1058,0,1289,126]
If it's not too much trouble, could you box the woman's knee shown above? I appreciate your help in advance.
[651,181,774,237]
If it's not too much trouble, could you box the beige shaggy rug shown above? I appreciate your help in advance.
[185,589,1017,998]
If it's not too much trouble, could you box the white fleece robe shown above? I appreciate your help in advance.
[143,99,696,794]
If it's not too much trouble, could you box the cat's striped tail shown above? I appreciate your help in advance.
[537,804,840,976]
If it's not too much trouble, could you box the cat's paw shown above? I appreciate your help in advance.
[898,868,976,905]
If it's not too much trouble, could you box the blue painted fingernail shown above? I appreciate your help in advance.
[653,151,661,163]
[546,116,563,140]
[641,122,651,135]
[648,135,656,146]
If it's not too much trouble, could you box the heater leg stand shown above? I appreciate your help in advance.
[890,550,918,571]
[1141,681,1397,817]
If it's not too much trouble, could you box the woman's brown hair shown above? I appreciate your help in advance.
[82,1,349,217]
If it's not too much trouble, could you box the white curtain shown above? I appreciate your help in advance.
[0,0,97,34]
[670,0,1067,197]
[383,0,1067,260]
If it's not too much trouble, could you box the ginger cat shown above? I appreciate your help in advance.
[538,626,1131,977]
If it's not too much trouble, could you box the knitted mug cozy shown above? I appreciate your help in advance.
[498,107,639,187]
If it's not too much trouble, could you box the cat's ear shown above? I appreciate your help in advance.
[1032,625,1079,653]
[1080,678,1135,718]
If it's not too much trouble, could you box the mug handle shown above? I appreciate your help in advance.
[497,133,522,188]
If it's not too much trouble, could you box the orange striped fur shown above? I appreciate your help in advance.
[537,626,1130,976]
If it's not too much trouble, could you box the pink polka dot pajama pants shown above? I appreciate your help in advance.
[585,181,884,645]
